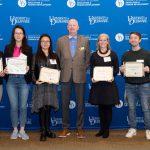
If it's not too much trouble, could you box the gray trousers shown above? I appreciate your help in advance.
[61,81,85,129]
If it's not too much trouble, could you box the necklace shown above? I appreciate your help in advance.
[99,49,109,54]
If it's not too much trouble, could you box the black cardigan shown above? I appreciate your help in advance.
[4,44,33,83]
[32,54,60,83]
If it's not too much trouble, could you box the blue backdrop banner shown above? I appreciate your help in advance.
[0,0,150,130]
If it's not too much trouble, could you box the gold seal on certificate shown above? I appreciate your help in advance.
[6,58,27,74]
[124,62,144,77]
[39,67,60,84]
[0,58,3,72]
[93,66,113,81]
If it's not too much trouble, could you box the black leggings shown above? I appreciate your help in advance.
[98,105,112,131]
[39,106,51,131]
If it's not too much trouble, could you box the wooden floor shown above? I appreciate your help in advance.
[0,130,150,150]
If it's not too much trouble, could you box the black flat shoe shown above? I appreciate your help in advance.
[40,132,47,141]
[46,131,56,138]
[95,130,104,137]
[102,130,109,138]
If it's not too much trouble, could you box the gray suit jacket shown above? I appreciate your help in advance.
[56,35,91,83]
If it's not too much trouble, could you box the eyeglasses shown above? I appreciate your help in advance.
[14,32,24,35]
[41,41,50,44]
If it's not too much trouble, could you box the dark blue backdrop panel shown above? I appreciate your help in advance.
[0,0,150,130]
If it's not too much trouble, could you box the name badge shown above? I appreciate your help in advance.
[50,59,57,64]
[104,57,111,62]
[136,59,144,63]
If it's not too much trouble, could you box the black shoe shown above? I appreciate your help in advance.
[102,130,109,138]
[40,132,47,141]
[46,131,56,138]
[95,130,104,137]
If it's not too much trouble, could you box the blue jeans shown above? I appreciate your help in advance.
[125,83,150,129]
[6,75,29,128]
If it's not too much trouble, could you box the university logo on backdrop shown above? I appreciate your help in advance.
[89,116,100,126]
[67,0,76,8]
[116,0,125,7]
[69,100,76,109]
[89,16,109,25]
[49,16,69,25]
[128,16,147,25]
[18,0,27,7]
[10,16,30,25]
[116,0,149,7]
[18,0,52,7]
[115,33,124,42]
[51,117,62,126]
[115,100,124,108]
[115,33,149,42]
[67,0,101,8]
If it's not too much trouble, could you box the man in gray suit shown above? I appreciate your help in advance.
[56,19,90,138]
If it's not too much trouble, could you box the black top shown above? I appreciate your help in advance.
[0,51,4,85]
[90,51,119,78]
[121,48,150,84]
[89,51,119,105]
[4,44,33,83]
[32,54,60,83]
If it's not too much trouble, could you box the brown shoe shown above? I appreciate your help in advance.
[76,129,85,139]
[58,129,71,138]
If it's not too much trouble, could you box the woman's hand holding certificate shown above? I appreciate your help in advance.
[39,67,60,84]
[6,57,27,74]
[36,80,44,85]
[93,66,113,82]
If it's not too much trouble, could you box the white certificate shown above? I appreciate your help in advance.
[93,66,113,81]
[0,58,3,72]
[124,62,144,77]
[39,67,60,84]
[6,58,27,74]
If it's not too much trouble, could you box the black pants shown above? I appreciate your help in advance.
[98,105,112,131]
[39,106,51,132]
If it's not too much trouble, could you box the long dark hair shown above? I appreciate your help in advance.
[36,34,56,60]
[10,25,28,53]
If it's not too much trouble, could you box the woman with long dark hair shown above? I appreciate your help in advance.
[32,34,60,141]
[4,25,32,140]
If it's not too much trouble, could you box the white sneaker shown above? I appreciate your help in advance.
[18,131,29,140]
[10,130,18,139]
[125,128,136,138]
[146,130,150,140]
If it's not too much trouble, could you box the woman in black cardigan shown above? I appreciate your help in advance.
[32,34,60,141]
